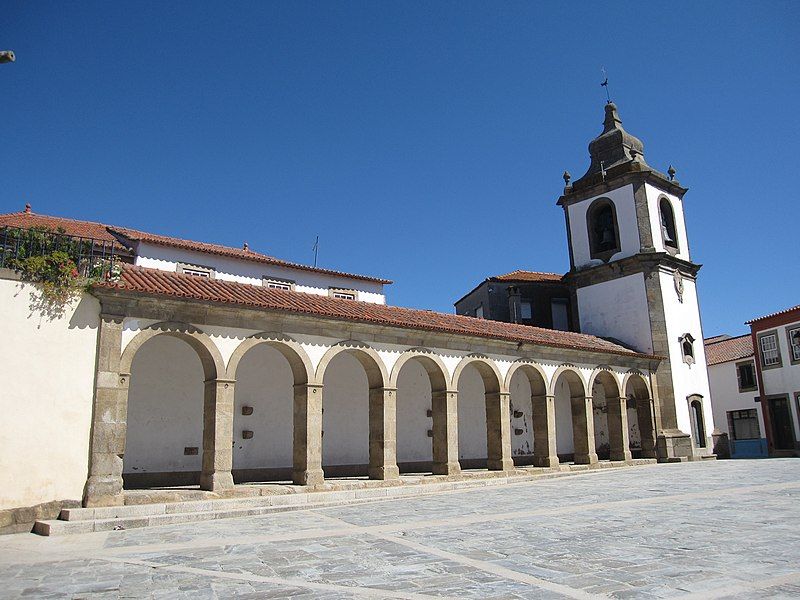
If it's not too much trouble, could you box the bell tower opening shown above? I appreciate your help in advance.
[586,198,620,261]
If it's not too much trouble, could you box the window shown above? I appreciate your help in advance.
[586,198,620,261]
[679,333,695,365]
[551,298,570,331]
[689,396,706,448]
[758,331,782,368]
[520,301,532,320]
[787,326,800,364]
[264,278,294,291]
[177,263,215,278]
[475,304,484,319]
[736,361,757,392]
[727,409,761,441]
[659,197,679,254]
[329,288,356,300]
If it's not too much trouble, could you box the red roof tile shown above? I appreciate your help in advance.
[109,226,392,285]
[0,211,128,250]
[704,334,753,366]
[492,270,565,283]
[745,305,800,325]
[94,265,658,360]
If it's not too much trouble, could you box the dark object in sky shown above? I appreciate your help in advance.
[0,51,15,63]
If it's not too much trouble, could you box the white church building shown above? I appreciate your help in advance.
[0,102,715,533]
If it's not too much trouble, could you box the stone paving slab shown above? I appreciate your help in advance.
[1,460,799,599]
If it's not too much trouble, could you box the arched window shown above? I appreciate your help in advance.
[689,396,706,448]
[586,198,620,261]
[659,198,679,253]
[679,333,696,365]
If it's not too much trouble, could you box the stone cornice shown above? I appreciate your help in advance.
[564,252,701,288]
[557,168,688,208]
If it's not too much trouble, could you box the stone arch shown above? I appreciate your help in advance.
[623,371,656,459]
[588,367,622,399]
[550,365,596,465]
[451,354,502,394]
[504,361,548,396]
[505,361,549,463]
[548,365,587,397]
[315,341,388,389]
[226,332,313,385]
[389,348,449,391]
[120,321,224,380]
[589,368,628,462]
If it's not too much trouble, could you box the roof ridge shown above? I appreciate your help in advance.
[0,210,117,230]
[705,333,751,345]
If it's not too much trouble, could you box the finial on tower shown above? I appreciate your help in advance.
[600,67,611,104]
[563,171,571,186]
[242,241,249,251]
[24,203,31,213]
[668,165,676,181]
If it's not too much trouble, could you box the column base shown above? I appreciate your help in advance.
[656,429,694,462]
[432,461,461,476]
[199,471,234,491]
[293,468,325,487]
[533,455,560,468]
[83,476,124,507]
[369,465,400,480]
[573,452,599,465]
[610,449,633,462]
[487,458,515,471]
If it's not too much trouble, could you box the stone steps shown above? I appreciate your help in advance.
[33,460,657,536]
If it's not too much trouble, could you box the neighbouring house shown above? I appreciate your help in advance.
[0,101,717,534]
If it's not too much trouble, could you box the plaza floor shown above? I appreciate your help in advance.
[1,459,799,599]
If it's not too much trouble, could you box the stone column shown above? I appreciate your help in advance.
[293,384,325,486]
[637,398,657,459]
[571,395,599,465]
[84,314,128,507]
[532,394,559,467]
[431,390,460,476]
[607,396,632,462]
[369,387,400,480]
[486,391,514,471]
[199,378,235,491]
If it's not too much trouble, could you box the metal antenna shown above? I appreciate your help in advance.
[600,67,611,103]
[312,235,319,267]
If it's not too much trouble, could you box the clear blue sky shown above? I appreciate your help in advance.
[3,2,798,336]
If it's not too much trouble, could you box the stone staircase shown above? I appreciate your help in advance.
[33,459,657,536]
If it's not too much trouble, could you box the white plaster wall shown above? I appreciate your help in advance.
[232,344,294,472]
[627,404,642,448]
[0,280,99,510]
[134,243,386,304]
[659,272,715,442]
[322,352,370,467]
[708,361,765,439]
[568,184,640,268]
[591,385,610,454]
[457,365,488,461]
[508,372,534,456]
[554,378,575,455]
[578,274,653,354]
[759,319,800,439]
[395,360,433,464]
[645,183,691,261]
[124,335,205,474]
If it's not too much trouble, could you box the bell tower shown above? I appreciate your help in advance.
[558,102,714,461]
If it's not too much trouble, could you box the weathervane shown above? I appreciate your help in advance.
[600,67,611,103]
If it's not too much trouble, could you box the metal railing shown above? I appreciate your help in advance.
[0,226,122,279]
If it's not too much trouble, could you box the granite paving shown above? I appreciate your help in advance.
[1,459,799,599]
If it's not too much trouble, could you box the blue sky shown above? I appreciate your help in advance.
[3,2,798,336]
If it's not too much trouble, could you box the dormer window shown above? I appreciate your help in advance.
[679,333,696,365]
[264,277,294,291]
[177,262,215,278]
[329,288,356,300]
[659,198,679,254]
[587,198,620,261]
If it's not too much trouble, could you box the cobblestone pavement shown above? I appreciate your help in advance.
[1,459,799,599]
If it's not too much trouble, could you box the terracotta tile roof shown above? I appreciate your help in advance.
[93,265,658,360]
[0,210,129,250]
[492,270,565,283]
[704,334,753,366]
[745,305,800,325]
[108,226,392,285]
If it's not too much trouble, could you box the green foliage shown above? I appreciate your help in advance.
[8,251,83,307]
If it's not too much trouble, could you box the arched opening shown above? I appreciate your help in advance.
[320,347,385,478]
[393,354,448,474]
[587,198,620,260]
[552,368,596,464]
[507,364,547,466]
[689,396,707,449]
[591,371,630,462]
[230,344,294,483]
[124,334,209,488]
[659,198,679,253]
[625,374,656,459]
[454,358,502,471]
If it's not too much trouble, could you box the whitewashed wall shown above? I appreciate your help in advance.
[0,279,100,510]
[134,242,386,304]
[567,184,641,268]
[457,365,488,461]
[322,352,370,468]
[577,274,653,354]
[645,184,691,262]
[759,318,800,440]
[396,360,433,464]
[508,372,534,456]
[708,361,765,440]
